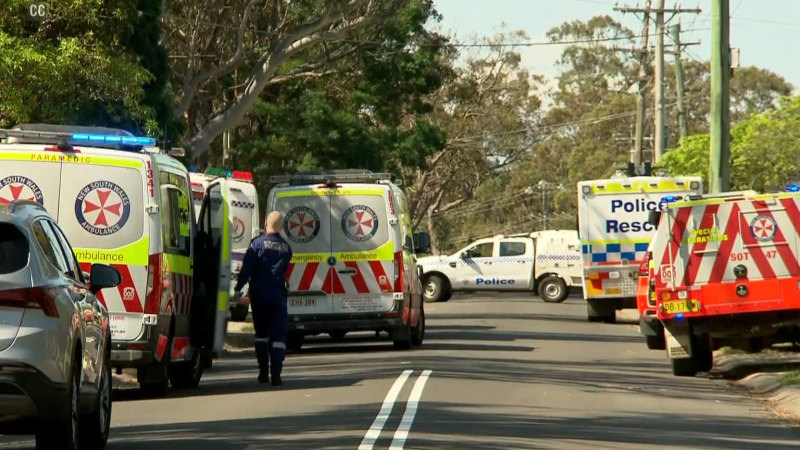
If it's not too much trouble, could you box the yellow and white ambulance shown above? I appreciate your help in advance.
[0,124,231,396]
[190,167,261,321]
[267,170,425,350]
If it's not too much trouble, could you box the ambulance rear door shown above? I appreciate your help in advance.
[330,186,395,314]
[227,180,260,292]
[195,178,232,356]
[273,187,333,314]
[58,153,148,342]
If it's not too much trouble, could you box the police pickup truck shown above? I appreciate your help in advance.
[418,230,581,303]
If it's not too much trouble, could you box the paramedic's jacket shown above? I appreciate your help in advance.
[235,232,293,304]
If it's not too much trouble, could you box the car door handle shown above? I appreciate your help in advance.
[449,262,457,268]
[483,262,492,265]
[338,268,357,275]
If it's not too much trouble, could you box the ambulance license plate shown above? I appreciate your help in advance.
[291,298,316,307]
[661,299,700,314]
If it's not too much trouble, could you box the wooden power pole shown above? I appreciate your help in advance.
[710,0,731,193]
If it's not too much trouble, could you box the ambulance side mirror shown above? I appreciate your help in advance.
[647,210,662,228]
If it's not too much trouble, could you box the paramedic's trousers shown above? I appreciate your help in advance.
[251,299,288,378]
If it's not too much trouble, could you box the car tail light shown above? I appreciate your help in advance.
[394,252,404,292]
[145,253,163,315]
[0,287,60,317]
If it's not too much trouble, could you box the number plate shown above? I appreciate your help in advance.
[661,299,700,314]
[291,298,316,307]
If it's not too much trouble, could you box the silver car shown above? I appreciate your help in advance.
[0,200,121,449]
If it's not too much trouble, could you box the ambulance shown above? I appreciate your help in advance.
[190,167,261,321]
[577,170,702,323]
[0,124,231,396]
[651,189,800,376]
[267,170,425,351]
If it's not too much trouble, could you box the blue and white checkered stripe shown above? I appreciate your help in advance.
[582,242,649,263]
[536,254,581,262]
[231,200,256,209]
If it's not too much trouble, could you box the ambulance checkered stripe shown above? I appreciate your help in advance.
[287,260,395,294]
[582,242,649,264]
[423,257,536,265]
[231,200,255,209]
[653,197,800,289]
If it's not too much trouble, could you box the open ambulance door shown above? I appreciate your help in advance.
[193,178,231,358]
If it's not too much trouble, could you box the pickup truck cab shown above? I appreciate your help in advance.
[418,230,581,303]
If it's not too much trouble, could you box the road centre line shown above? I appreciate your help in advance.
[389,370,432,450]
[358,370,413,450]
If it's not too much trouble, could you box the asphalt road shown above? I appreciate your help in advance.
[3,293,800,449]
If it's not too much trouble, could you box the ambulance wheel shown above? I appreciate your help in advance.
[646,334,666,350]
[329,331,347,342]
[538,276,568,303]
[411,306,425,347]
[392,324,412,350]
[230,304,249,322]
[287,333,304,352]
[670,357,698,377]
[423,275,446,303]
[139,335,171,397]
[169,348,204,389]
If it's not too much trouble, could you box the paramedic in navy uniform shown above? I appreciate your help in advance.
[234,211,293,385]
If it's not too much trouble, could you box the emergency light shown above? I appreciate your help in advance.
[72,133,155,146]
[204,167,254,182]
[786,184,800,192]
[659,195,677,203]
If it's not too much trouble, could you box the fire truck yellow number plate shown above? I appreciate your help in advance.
[661,299,700,314]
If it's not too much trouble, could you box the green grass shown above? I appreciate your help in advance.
[782,371,800,385]
[717,346,746,356]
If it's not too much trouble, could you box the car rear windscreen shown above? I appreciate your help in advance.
[0,224,29,274]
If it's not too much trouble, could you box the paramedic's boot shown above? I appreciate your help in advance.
[258,369,269,384]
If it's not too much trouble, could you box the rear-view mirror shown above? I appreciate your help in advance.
[647,209,662,227]
[90,264,122,293]
[413,232,431,254]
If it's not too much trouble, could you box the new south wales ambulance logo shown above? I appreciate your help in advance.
[342,204,378,242]
[74,181,131,236]
[285,206,320,243]
[0,176,44,206]
[750,215,777,242]
[232,218,246,243]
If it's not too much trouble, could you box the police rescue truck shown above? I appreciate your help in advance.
[267,170,425,351]
[577,173,702,323]
[190,168,261,321]
[651,190,800,377]
[0,124,231,396]
[418,230,582,303]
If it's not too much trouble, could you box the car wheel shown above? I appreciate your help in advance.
[329,331,347,342]
[538,276,568,303]
[169,347,204,389]
[411,306,425,346]
[80,344,111,449]
[36,354,80,450]
[230,304,249,322]
[423,275,445,303]
[392,324,412,350]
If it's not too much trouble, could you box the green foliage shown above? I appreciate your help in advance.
[0,0,156,130]
[660,134,710,188]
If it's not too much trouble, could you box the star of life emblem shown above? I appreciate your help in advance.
[285,206,320,243]
[342,205,379,242]
[74,181,131,236]
[0,176,44,206]
[749,215,777,242]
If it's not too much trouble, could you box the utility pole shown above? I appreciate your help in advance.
[710,0,731,193]
[671,22,689,140]
[616,1,700,166]
[616,1,651,167]
[653,0,666,163]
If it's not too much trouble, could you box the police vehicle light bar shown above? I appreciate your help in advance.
[786,184,800,192]
[204,167,254,182]
[71,133,155,146]
[0,127,156,150]
[232,171,253,182]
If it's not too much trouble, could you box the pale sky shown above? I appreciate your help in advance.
[432,0,800,92]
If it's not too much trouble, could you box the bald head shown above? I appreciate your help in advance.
[265,211,283,234]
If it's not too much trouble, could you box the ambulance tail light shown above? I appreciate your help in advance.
[394,251,405,292]
[145,254,163,316]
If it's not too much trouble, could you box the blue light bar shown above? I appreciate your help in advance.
[676,313,684,320]
[71,133,155,146]
[786,184,800,192]
[660,195,677,203]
